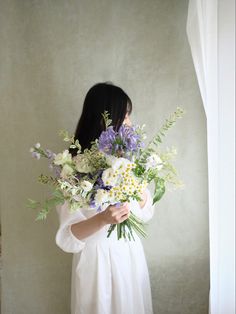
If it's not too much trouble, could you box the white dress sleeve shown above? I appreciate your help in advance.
[131,188,155,223]
[55,200,87,254]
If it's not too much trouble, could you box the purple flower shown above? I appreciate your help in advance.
[94,176,112,191]
[53,165,61,178]
[96,205,102,212]
[96,177,104,187]
[89,199,96,208]
[98,126,117,154]
[98,124,143,156]
[118,125,143,152]
[115,202,123,208]
[31,151,41,159]
[45,149,56,160]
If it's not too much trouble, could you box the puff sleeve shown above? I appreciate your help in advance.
[131,188,155,223]
[55,201,87,254]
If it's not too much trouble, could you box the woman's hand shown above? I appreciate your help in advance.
[99,203,130,225]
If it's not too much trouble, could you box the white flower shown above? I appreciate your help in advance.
[102,168,119,186]
[73,154,93,173]
[94,189,110,206]
[60,164,74,179]
[71,187,79,196]
[105,155,132,171]
[80,180,93,192]
[72,194,82,202]
[58,180,72,190]
[35,143,41,149]
[146,153,163,171]
[104,155,117,167]
[113,158,131,171]
[35,153,41,160]
[54,150,72,166]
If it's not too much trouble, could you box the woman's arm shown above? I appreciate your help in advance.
[71,190,149,240]
[71,203,130,240]
[70,213,106,240]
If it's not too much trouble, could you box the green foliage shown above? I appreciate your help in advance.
[51,188,65,200]
[28,106,185,237]
[101,111,112,129]
[38,174,58,185]
[107,211,147,240]
[26,199,40,209]
[133,163,146,177]
[81,146,107,172]
[58,129,81,152]
[26,188,65,221]
[140,106,185,164]
[58,129,74,142]
[153,177,166,204]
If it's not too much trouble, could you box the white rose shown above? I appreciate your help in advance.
[54,150,72,166]
[73,154,93,173]
[80,180,93,192]
[146,153,163,171]
[60,164,74,179]
[105,155,117,167]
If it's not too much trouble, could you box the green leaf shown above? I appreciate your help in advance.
[35,209,49,221]
[153,177,166,204]
[101,111,112,129]
[26,198,40,209]
[51,189,64,200]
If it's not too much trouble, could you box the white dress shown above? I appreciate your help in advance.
[55,188,155,314]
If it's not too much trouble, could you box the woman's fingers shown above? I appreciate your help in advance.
[103,202,130,224]
[118,214,129,223]
[113,204,130,223]
[112,204,130,217]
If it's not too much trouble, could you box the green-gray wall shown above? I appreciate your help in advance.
[0,0,209,313]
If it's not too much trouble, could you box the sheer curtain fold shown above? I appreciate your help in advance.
[187,1,235,313]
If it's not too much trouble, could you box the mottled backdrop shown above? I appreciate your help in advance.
[0,0,209,313]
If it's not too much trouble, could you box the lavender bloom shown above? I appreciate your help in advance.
[89,199,96,208]
[45,149,56,160]
[118,125,143,153]
[53,165,61,178]
[96,177,104,187]
[97,205,102,212]
[94,175,112,191]
[98,126,117,154]
[31,151,41,159]
[98,124,143,157]
[115,202,123,208]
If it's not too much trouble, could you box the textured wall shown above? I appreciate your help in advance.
[0,0,209,313]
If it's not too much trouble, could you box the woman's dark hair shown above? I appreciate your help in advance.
[69,82,132,156]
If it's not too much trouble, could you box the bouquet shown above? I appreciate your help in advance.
[27,107,185,240]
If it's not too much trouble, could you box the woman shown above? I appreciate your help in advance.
[55,82,155,314]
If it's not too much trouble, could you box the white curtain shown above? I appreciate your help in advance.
[187,1,235,314]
